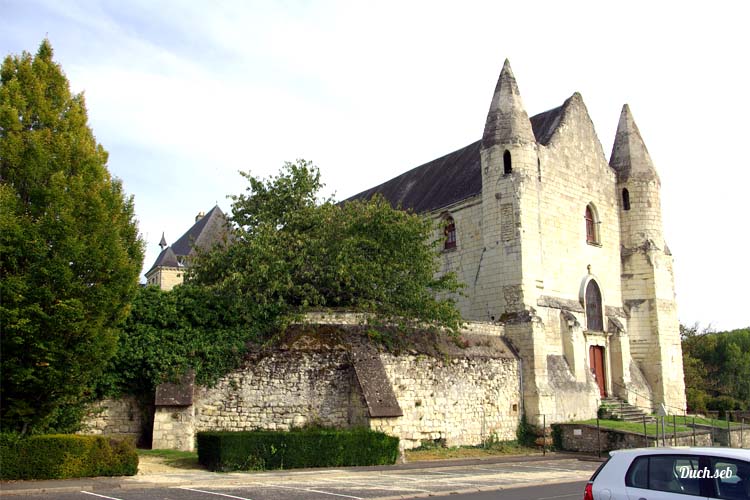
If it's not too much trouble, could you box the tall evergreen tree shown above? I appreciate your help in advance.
[0,40,144,433]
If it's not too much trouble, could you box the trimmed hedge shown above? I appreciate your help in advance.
[197,428,399,471]
[0,434,138,480]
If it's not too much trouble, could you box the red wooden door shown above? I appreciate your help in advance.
[589,346,607,397]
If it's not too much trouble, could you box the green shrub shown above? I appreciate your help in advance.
[197,428,399,471]
[0,434,138,480]
[516,415,537,447]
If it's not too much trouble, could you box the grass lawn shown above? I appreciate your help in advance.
[571,419,691,435]
[671,416,743,428]
[405,441,539,461]
[137,448,200,469]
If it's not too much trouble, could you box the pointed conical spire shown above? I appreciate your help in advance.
[610,104,659,183]
[482,59,536,149]
[159,232,167,249]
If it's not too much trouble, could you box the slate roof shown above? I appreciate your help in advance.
[149,246,179,271]
[146,205,229,275]
[346,106,564,214]
[171,205,228,258]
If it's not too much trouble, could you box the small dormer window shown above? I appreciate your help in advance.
[443,216,457,250]
[503,150,512,175]
[622,188,631,211]
[585,204,600,245]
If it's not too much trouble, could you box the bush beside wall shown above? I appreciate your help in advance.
[197,428,399,471]
[0,434,138,480]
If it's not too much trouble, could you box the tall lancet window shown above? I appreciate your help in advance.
[622,188,631,211]
[585,280,604,331]
[444,216,457,250]
[503,150,512,175]
[585,204,600,245]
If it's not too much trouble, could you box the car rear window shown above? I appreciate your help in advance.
[589,456,611,481]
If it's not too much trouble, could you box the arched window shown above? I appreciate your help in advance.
[622,188,631,211]
[585,204,600,245]
[585,280,603,331]
[443,216,457,250]
[503,150,512,175]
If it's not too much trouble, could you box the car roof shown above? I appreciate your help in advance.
[609,447,750,461]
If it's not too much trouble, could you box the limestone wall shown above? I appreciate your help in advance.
[532,96,623,314]
[430,197,493,321]
[80,396,146,443]
[194,347,368,433]
[147,329,520,451]
[147,267,183,291]
[371,351,520,449]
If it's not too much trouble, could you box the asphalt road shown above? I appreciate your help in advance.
[0,456,598,500]
[0,481,588,500]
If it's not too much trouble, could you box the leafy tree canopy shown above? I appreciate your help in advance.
[0,40,144,433]
[681,323,750,415]
[98,285,249,398]
[101,160,463,400]
[190,159,464,340]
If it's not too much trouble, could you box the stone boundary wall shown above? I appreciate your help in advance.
[80,395,146,443]
[150,328,520,451]
[372,352,520,449]
[303,311,505,337]
[554,423,712,453]
[693,424,750,449]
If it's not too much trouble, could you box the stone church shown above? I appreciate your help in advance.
[348,60,686,423]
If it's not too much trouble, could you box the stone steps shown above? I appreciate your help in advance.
[600,397,653,422]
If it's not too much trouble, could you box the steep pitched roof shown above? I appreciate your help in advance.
[146,246,179,274]
[146,206,229,276]
[170,205,228,258]
[530,104,564,146]
[345,140,482,213]
[345,104,567,213]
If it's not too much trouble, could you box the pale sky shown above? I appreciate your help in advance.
[2,0,748,330]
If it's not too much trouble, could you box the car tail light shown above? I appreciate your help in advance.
[583,482,594,500]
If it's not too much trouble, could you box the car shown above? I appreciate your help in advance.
[584,447,750,500]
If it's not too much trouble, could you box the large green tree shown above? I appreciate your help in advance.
[681,324,750,415]
[190,160,463,340]
[0,40,144,433]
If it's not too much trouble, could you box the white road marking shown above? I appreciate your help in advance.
[249,482,363,499]
[507,464,589,472]
[376,472,478,487]
[472,467,518,472]
[80,492,123,500]
[178,487,253,500]
[316,476,432,493]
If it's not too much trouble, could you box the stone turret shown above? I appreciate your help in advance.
[478,60,548,424]
[479,59,541,315]
[611,104,664,248]
[482,59,537,148]
[611,105,686,412]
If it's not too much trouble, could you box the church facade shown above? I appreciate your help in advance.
[349,60,686,423]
